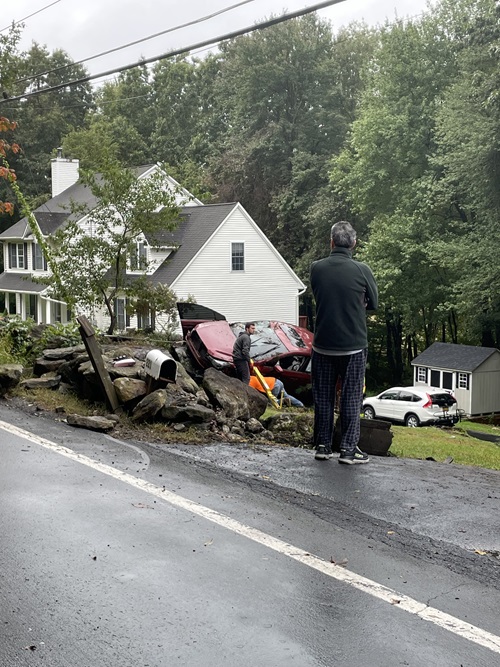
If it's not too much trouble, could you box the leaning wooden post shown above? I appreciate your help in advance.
[77,315,122,414]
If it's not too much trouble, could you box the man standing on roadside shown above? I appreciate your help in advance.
[310,221,378,464]
[232,322,256,384]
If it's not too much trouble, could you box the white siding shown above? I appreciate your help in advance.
[470,370,500,415]
[171,207,304,324]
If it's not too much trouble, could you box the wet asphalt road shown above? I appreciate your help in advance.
[1,401,500,667]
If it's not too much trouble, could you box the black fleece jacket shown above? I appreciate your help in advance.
[310,247,378,352]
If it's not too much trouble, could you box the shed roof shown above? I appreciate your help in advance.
[411,342,499,372]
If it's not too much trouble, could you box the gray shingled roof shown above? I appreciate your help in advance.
[411,342,499,372]
[0,165,156,240]
[0,272,48,293]
[150,203,237,285]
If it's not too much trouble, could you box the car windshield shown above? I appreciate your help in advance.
[230,322,288,360]
[280,323,306,348]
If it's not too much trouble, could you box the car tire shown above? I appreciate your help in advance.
[405,413,420,428]
[363,405,375,420]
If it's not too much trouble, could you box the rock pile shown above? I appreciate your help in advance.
[0,341,307,443]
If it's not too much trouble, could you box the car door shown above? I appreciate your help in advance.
[261,354,311,394]
[392,390,418,422]
[374,390,400,420]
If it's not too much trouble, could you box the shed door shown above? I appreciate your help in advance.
[443,372,453,390]
[430,369,440,387]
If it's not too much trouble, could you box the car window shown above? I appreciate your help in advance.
[398,392,417,402]
[431,393,457,407]
[380,391,399,400]
[278,355,307,372]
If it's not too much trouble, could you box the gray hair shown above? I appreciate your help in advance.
[331,221,356,248]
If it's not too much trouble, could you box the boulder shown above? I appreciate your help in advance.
[174,362,200,395]
[131,389,167,422]
[20,373,61,390]
[42,345,86,360]
[161,404,216,423]
[0,364,23,397]
[33,357,65,376]
[113,377,147,403]
[202,368,267,420]
[66,414,116,432]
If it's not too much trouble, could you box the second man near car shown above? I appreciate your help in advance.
[233,322,256,384]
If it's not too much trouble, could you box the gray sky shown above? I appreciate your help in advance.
[8,0,432,79]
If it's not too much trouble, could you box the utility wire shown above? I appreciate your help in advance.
[0,0,63,33]
[0,0,347,105]
[0,9,427,114]
[13,0,260,85]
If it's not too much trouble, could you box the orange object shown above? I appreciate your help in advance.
[249,376,276,393]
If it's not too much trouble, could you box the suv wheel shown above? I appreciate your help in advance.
[405,413,420,428]
[363,405,375,419]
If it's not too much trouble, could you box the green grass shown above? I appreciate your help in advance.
[390,423,500,470]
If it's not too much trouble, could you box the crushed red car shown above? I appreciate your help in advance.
[177,303,313,397]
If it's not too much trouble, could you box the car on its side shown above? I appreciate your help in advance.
[362,386,459,427]
[176,303,313,396]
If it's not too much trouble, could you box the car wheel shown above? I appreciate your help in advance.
[405,413,420,428]
[363,405,375,419]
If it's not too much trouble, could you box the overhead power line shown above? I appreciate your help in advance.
[0,0,347,105]
[0,0,63,33]
[13,0,261,86]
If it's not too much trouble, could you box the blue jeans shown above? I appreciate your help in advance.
[272,379,304,407]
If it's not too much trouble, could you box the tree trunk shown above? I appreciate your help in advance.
[385,311,404,384]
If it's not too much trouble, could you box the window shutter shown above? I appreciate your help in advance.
[23,243,28,268]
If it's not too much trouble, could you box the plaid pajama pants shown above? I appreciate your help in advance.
[312,348,367,452]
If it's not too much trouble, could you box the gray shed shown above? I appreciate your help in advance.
[411,342,500,416]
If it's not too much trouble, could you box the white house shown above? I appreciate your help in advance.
[0,154,306,330]
[412,342,500,416]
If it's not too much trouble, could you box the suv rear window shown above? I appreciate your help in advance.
[431,393,457,407]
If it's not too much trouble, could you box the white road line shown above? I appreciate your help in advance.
[3,419,500,655]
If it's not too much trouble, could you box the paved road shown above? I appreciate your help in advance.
[1,401,499,666]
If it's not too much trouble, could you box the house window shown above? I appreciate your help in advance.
[8,293,16,314]
[417,367,427,383]
[8,243,27,269]
[25,294,38,320]
[32,243,47,271]
[114,298,130,331]
[51,301,62,323]
[130,241,148,271]
[457,372,470,390]
[231,242,244,271]
[137,308,151,331]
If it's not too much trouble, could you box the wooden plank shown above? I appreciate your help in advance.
[77,315,122,414]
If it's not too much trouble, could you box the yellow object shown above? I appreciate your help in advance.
[252,366,281,410]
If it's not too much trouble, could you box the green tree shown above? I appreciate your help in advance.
[49,162,180,334]
[208,15,358,265]
[8,44,94,203]
[431,0,500,346]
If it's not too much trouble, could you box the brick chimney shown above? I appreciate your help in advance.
[51,148,79,197]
